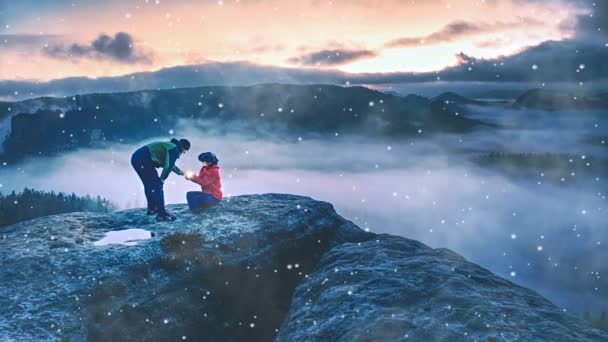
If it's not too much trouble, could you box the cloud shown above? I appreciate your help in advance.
[0,34,61,48]
[574,1,608,41]
[287,49,377,66]
[385,20,540,48]
[250,43,286,54]
[386,21,482,47]
[43,32,151,64]
[2,40,608,102]
[442,40,608,82]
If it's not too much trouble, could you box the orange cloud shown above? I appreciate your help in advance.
[1,0,582,80]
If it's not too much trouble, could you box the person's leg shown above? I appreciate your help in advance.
[153,178,166,215]
[199,193,220,209]
[144,185,156,212]
[187,192,219,211]
[154,180,177,221]
[131,148,158,212]
[186,191,198,210]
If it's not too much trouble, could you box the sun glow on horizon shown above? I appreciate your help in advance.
[0,0,582,80]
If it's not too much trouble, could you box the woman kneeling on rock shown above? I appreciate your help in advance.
[185,152,222,212]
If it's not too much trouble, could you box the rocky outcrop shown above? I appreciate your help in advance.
[0,194,371,341]
[278,234,606,341]
[1,194,605,341]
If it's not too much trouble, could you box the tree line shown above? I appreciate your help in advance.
[582,310,608,332]
[0,188,114,228]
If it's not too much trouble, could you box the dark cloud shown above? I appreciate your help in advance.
[403,39,608,83]
[385,20,538,48]
[386,21,482,47]
[0,34,61,48]
[287,49,377,66]
[43,32,151,64]
[444,40,608,82]
[574,1,608,40]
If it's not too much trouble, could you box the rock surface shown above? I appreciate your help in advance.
[278,234,607,341]
[0,194,371,341]
[1,194,605,341]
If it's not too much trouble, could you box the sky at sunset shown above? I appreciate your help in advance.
[0,0,597,81]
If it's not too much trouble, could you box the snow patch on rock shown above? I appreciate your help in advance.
[93,228,152,246]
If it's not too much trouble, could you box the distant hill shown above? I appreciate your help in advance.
[0,84,485,162]
[432,92,485,105]
[0,62,352,101]
[513,89,608,110]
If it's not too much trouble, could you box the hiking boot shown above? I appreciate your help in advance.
[156,212,177,222]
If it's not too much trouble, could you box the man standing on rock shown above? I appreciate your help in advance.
[131,138,190,221]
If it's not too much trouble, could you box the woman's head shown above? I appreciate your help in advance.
[198,152,219,167]
[171,138,191,154]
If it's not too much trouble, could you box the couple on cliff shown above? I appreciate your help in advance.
[130,138,223,221]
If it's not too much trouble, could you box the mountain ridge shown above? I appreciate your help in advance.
[0,84,484,162]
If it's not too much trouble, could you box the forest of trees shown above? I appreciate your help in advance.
[582,310,608,332]
[0,188,114,228]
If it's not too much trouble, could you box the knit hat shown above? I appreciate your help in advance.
[198,152,219,166]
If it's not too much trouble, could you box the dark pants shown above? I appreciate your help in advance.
[187,191,219,212]
[131,147,166,215]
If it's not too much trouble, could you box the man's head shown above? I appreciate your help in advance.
[172,138,191,154]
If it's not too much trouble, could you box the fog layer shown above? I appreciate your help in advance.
[1,105,606,314]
